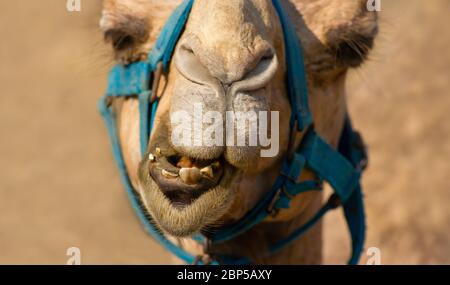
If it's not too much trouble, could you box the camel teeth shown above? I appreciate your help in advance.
[179,167,201,185]
[148,153,156,162]
[200,166,214,179]
[161,169,178,179]
[155,147,161,156]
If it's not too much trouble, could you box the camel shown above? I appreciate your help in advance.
[99,0,378,264]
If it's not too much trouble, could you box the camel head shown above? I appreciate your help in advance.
[100,0,378,238]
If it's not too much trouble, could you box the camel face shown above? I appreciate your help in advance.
[101,0,378,238]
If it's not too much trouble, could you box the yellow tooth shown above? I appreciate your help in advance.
[155,147,161,156]
[161,169,178,179]
[211,161,221,169]
[179,167,201,185]
[148,153,156,162]
[200,166,214,179]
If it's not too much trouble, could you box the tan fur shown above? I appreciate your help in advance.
[101,0,377,264]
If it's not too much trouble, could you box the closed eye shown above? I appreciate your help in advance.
[333,32,377,67]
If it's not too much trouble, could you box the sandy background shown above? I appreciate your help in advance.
[0,0,448,264]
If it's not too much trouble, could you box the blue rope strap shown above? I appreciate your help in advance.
[272,0,313,131]
[301,129,361,203]
[148,0,195,70]
[106,62,151,96]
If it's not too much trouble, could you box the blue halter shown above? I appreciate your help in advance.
[99,0,368,265]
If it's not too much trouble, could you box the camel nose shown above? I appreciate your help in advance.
[174,35,279,92]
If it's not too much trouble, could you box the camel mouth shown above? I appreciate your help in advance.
[138,146,238,237]
[148,152,226,208]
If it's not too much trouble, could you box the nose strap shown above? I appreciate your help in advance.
[148,0,195,70]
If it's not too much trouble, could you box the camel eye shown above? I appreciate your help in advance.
[104,29,137,51]
[104,17,148,48]
[101,14,150,64]
[332,32,377,68]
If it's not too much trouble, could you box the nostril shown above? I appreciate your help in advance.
[175,40,223,89]
[175,38,278,92]
[183,46,195,55]
[229,51,279,95]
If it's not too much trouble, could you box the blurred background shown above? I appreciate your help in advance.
[0,0,448,264]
